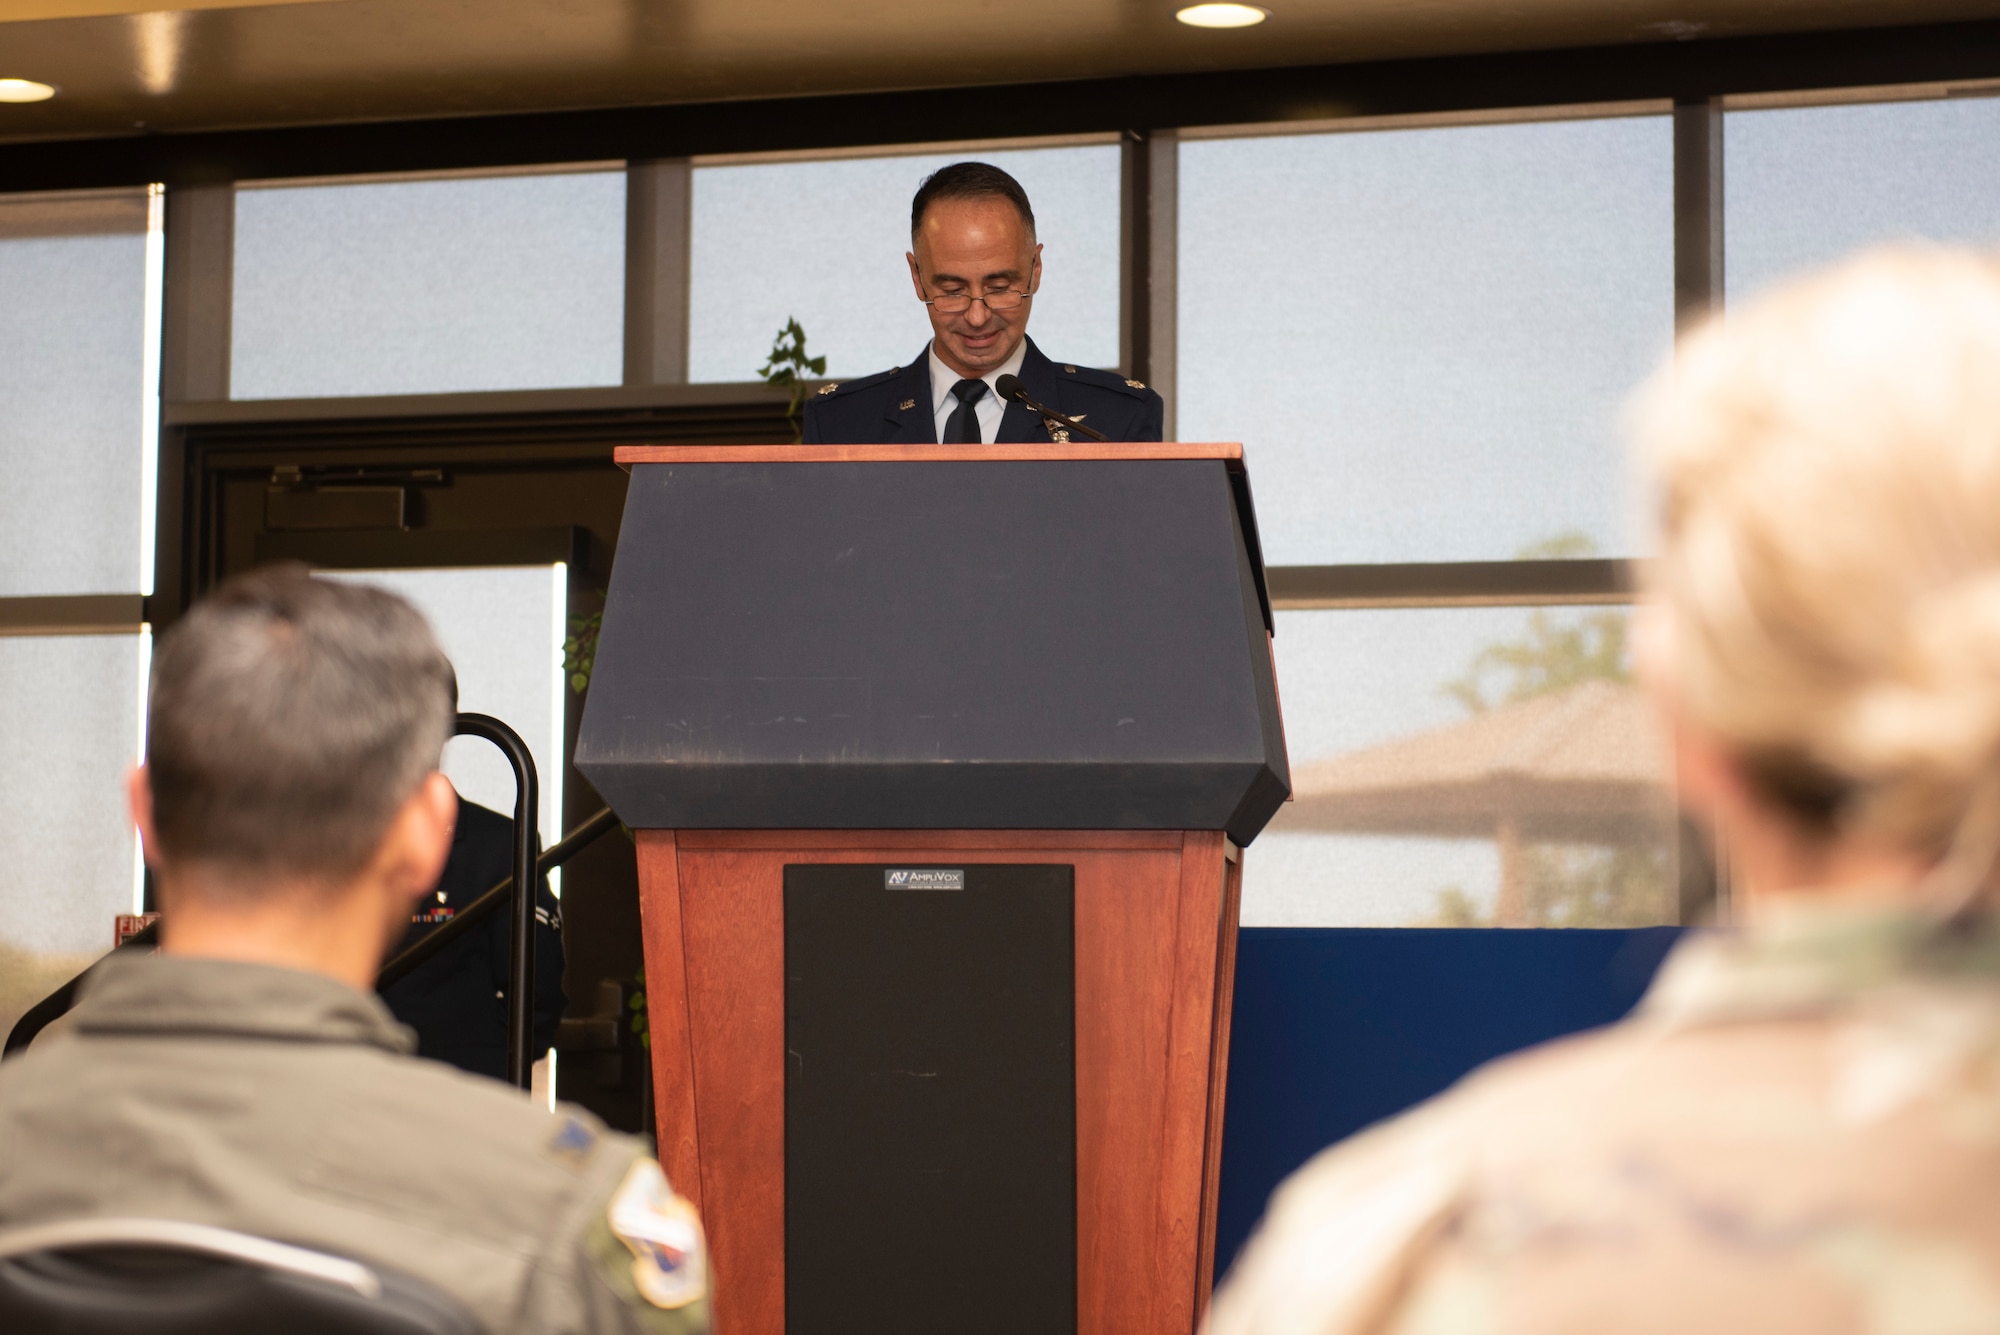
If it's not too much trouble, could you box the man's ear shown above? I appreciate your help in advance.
[376,772,459,905]
[127,765,159,871]
[907,249,925,299]
[1029,241,1043,291]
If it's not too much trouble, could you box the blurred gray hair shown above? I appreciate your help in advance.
[146,564,455,888]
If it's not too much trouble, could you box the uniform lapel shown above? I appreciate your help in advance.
[996,337,1058,444]
[882,354,937,444]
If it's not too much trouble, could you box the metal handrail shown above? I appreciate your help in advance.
[376,805,618,988]
[449,714,538,1089]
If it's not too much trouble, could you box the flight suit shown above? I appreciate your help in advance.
[1205,905,2000,1335]
[0,953,707,1335]
[801,335,1165,444]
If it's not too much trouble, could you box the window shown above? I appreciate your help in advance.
[689,143,1122,383]
[1178,114,1679,925]
[0,187,160,1035]
[0,634,148,1039]
[231,169,626,399]
[0,189,160,597]
[1179,115,1672,566]
[1726,96,2000,300]
[1255,606,1676,927]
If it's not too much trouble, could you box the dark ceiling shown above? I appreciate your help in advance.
[4,0,2000,145]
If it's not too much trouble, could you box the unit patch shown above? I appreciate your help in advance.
[608,1159,707,1310]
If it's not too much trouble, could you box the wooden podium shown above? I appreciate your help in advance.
[579,443,1290,1335]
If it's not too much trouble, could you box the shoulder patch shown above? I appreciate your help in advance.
[1058,362,1157,399]
[608,1159,706,1310]
[815,365,905,400]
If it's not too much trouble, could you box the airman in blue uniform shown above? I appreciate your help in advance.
[379,793,566,1082]
[803,336,1162,444]
[801,160,1164,446]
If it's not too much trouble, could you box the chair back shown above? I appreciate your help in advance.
[0,1217,483,1335]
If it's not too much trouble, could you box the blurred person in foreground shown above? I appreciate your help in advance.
[0,566,706,1335]
[1205,247,2000,1335]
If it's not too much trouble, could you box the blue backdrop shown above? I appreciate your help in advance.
[1213,926,1684,1284]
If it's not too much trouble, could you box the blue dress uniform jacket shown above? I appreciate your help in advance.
[380,797,566,1081]
[801,336,1165,444]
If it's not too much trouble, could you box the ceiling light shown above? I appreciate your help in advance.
[1176,3,1268,27]
[0,79,56,104]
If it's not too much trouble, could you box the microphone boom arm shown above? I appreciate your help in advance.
[995,374,1110,443]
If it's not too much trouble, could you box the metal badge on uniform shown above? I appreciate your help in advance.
[609,1159,707,1310]
[1042,412,1084,445]
[899,398,917,411]
[816,383,839,395]
[1126,379,1146,390]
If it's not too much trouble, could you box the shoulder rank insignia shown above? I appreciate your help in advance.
[1063,365,1078,374]
[816,383,839,395]
[609,1159,707,1310]
[899,398,917,411]
[1126,379,1146,390]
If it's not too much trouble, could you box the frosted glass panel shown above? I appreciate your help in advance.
[1247,607,1676,928]
[1727,98,2000,301]
[320,568,566,877]
[232,171,625,399]
[1179,118,1673,566]
[0,634,145,1040]
[0,191,156,597]
[690,146,1121,382]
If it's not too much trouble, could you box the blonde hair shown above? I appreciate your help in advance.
[1633,245,2000,861]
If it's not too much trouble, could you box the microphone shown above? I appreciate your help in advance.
[995,374,1109,442]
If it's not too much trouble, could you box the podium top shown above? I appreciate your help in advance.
[578,445,1290,843]
[613,442,1243,465]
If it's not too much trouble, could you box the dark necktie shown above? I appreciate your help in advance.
[945,377,987,444]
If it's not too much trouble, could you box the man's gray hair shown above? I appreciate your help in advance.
[146,564,455,887]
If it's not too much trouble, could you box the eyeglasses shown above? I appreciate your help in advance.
[918,274,1035,315]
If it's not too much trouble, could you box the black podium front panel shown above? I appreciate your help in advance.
[783,863,1076,1335]
[577,458,1289,844]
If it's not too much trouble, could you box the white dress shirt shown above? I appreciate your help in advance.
[928,338,1028,444]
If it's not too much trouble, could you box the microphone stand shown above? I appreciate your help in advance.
[995,374,1109,442]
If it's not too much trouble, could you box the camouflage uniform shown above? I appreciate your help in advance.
[0,953,707,1335]
[1206,907,2000,1335]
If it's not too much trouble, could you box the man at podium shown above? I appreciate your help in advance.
[803,161,1164,445]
